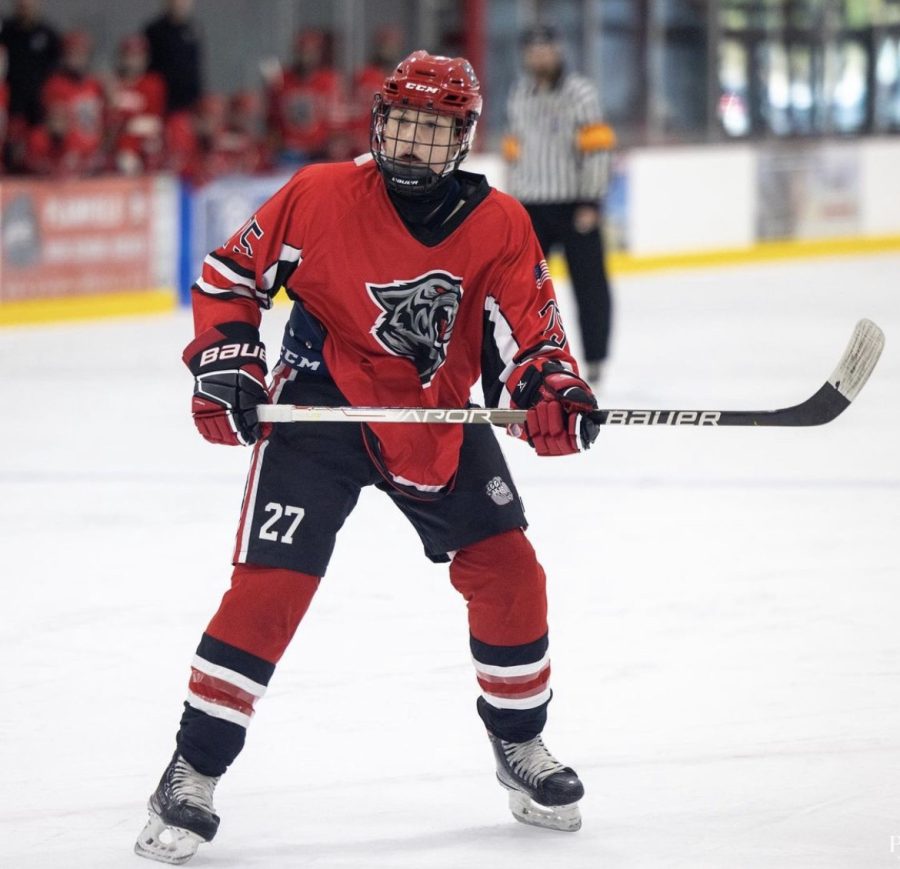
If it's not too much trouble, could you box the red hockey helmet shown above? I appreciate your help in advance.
[380,50,482,120]
[371,51,482,196]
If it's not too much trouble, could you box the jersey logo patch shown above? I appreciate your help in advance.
[486,476,514,506]
[366,270,464,385]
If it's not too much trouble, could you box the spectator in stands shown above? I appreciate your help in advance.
[183,91,229,183]
[144,0,203,115]
[220,89,271,174]
[26,96,96,176]
[0,0,61,170]
[188,90,271,181]
[107,34,166,174]
[265,27,343,164]
[354,24,404,97]
[38,30,105,175]
[0,44,8,170]
[166,91,272,186]
[350,24,404,152]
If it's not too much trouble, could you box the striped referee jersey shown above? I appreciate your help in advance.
[504,71,615,204]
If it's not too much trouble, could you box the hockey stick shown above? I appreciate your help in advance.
[257,319,884,428]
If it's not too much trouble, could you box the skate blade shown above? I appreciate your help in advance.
[134,810,205,865]
[508,790,582,832]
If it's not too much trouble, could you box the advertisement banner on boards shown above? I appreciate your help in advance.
[0,175,159,302]
[189,173,293,293]
[757,143,860,241]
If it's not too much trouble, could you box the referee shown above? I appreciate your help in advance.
[503,25,614,385]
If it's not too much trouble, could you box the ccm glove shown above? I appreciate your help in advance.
[182,322,270,446]
[512,361,601,456]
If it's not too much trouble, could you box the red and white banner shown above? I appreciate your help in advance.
[0,175,159,302]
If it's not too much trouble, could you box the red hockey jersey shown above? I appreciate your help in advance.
[107,71,166,171]
[192,157,578,492]
[41,72,105,160]
[268,67,343,156]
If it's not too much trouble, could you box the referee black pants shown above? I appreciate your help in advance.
[524,202,612,363]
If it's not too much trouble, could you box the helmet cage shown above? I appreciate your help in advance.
[370,95,478,195]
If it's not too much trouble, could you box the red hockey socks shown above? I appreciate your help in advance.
[178,564,320,776]
[450,530,551,742]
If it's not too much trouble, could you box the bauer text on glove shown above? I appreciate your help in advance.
[182,322,270,446]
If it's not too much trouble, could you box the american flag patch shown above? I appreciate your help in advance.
[534,260,551,288]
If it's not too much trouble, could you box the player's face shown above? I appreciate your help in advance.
[384,107,458,174]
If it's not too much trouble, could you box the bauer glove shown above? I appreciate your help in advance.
[510,361,601,456]
[182,322,270,446]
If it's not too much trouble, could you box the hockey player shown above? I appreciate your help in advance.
[135,51,599,865]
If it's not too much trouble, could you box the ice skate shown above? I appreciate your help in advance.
[488,733,583,832]
[134,753,220,865]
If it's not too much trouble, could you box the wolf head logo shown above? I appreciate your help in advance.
[367,270,464,385]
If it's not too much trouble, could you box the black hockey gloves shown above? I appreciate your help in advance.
[511,361,601,456]
[182,322,271,446]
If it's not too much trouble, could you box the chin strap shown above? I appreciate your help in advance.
[381,161,450,198]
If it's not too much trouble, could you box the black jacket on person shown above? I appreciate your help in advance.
[0,15,61,123]
[144,13,203,113]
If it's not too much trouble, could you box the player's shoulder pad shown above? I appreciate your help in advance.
[479,183,532,224]
[464,180,534,250]
[283,157,375,203]
[291,158,365,185]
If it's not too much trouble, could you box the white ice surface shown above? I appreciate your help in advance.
[1,254,899,868]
